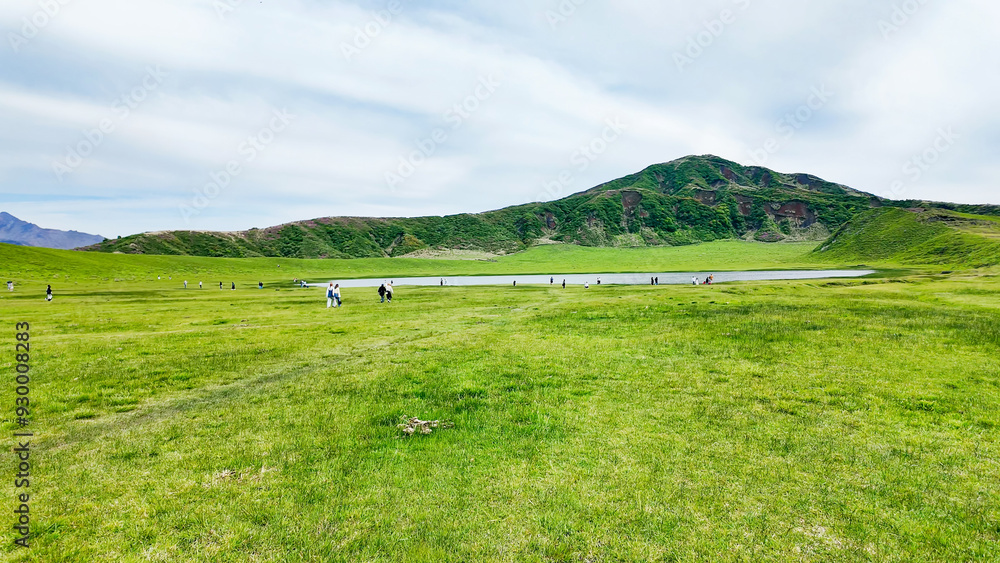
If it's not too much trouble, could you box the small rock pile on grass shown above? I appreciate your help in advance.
[398,416,454,436]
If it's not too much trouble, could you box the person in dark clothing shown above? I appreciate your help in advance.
[46,285,52,301]
[562,279,566,289]
[655,277,659,285]
[378,283,386,303]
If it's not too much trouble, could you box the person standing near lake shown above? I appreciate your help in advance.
[562,279,566,289]
[597,277,601,285]
[46,285,52,302]
[326,282,335,308]
[550,276,554,285]
[584,282,589,289]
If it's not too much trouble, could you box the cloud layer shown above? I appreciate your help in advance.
[1,0,997,237]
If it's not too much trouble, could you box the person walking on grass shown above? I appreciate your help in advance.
[46,285,52,302]
[378,283,386,303]
[231,282,236,290]
[7,281,12,292]
[333,284,342,307]
[327,282,335,308]
[562,279,566,289]
[386,282,394,303]
[199,281,203,289]
[184,280,188,289]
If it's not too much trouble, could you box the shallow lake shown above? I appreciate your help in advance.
[309,270,876,288]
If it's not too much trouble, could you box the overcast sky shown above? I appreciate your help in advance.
[1,0,997,238]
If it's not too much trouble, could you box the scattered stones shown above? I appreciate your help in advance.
[397,416,454,436]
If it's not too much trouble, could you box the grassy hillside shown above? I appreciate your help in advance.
[815,208,1000,268]
[81,155,893,259]
[1,269,997,561]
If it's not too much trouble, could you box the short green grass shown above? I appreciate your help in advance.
[0,262,997,561]
[0,241,824,291]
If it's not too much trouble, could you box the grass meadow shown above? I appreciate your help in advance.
[0,241,824,290]
[0,244,998,561]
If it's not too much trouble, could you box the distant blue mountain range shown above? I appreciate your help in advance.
[0,212,104,250]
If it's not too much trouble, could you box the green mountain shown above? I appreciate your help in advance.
[814,207,1000,268]
[80,155,999,259]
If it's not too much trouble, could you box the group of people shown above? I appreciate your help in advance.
[693,274,715,285]
[378,282,394,303]
[326,283,342,308]
[181,281,268,289]
[548,277,599,288]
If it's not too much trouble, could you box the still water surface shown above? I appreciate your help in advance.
[310,270,876,288]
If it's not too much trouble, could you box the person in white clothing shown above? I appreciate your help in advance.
[333,284,342,307]
[326,283,335,308]
[385,282,394,303]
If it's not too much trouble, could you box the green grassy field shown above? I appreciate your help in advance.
[0,242,1000,562]
[0,241,827,292]
[0,239,998,561]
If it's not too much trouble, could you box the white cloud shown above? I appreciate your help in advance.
[0,0,997,237]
